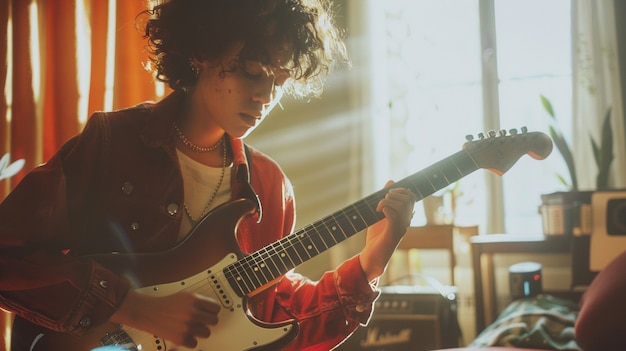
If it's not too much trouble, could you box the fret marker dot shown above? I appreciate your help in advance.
[260,263,266,268]
[254,267,259,271]
[307,245,313,250]
[280,253,286,257]
[332,226,337,231]
[352,215,357,220]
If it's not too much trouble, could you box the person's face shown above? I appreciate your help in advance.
[192,44,291,138]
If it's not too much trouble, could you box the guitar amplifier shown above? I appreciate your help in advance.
[334,285,461,351]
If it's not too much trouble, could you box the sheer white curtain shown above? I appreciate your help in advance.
[360,0,488,230]
[572,0,626,190]
[355,0,625,234]
[356,0,575,234]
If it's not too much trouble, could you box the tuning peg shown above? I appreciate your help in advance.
[499,129,507,137]
[488,130,497,138]
[465,134,474,141]
[521,126,528,133]
[478,132,485,140]
[509,128,518,135]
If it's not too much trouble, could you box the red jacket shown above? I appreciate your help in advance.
[0,91,378,350]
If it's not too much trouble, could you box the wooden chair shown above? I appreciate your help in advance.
[387,224,479,286]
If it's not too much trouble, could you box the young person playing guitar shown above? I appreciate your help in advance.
[0,0,417,350]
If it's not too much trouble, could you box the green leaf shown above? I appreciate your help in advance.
[548,125,578,190]
[541,95,578,190]
[540,94,556,118]
[596,108,614,189]
[591,136,601,168]
[601,108,614,165]
[555,173,570,188]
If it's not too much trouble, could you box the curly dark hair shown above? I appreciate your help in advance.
[139,0,349,98]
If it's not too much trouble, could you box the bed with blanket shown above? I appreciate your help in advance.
[468,294,581,350]
[430,249,626,351]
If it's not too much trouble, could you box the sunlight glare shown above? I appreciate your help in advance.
[2,309,10,351]
[104,0,116,111]
[76,0,91,124]
[28,2,40,104]
[155,80,165,98]
[5,15,12,124]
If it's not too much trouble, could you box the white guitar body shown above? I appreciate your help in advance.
[14,249,296,351]
[108,254,294,351]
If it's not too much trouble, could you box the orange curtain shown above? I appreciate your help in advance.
[0,1,160,349]
[86,0,110,118]
[113,1,158,109]
[2,0,159,191]
[0,1,10,202]
[0,2,8,347]
[41,0,80,162]
[8,0,37,192]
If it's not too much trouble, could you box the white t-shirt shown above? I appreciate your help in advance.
[176,149,232,241]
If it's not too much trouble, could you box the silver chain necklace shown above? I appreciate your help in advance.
[182,137,228,226]
[174,123,224,153]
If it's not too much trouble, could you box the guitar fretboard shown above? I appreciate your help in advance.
[223,149,478,296]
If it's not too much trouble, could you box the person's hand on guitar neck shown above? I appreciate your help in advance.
[110,290,221,349]
[360,180,418,282]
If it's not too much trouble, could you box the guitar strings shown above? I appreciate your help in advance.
[169,186,427,299]
[223,198,384,294]
[223,174,436,294]
[180,162,468,298]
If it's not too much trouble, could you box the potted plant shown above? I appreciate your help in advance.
[539,95,613,235]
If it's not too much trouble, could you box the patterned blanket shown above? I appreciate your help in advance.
[469,294,582,350]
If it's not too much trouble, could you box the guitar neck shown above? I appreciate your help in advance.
[224,149,478,296]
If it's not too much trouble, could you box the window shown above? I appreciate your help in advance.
[365,0,572,234]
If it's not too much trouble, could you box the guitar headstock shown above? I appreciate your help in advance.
[463,127,553,176]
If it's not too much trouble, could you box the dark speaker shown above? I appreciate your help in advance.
[607,198,626,235]
[333,285,461,351]
[590,191,626,270]
[508,262,542,300]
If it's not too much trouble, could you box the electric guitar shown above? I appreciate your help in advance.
[12,128,553,351]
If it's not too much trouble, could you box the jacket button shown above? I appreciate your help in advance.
[167,203,179,216]
[121,181,134,195]
[99,280,109,289]
[130,222,140,231]
[79,316,92,328]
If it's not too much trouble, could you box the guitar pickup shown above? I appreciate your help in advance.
[208,271,235,309]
